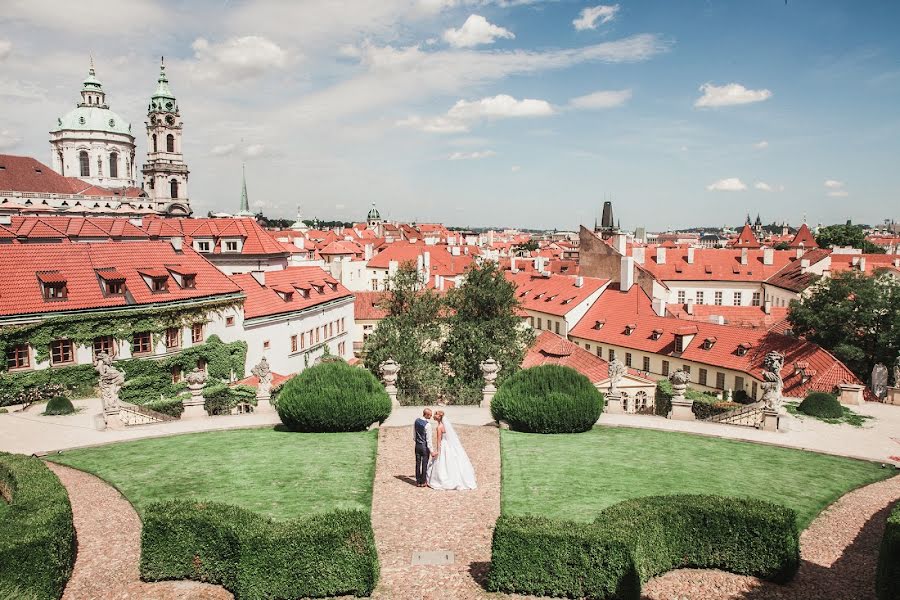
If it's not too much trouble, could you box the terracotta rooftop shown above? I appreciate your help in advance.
[231,267,352,320]
[354,291,389,321]
[639,246,793,282]
[523,331,649,384]
[506,272,609,317]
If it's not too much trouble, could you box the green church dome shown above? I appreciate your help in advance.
[53,106,132,136]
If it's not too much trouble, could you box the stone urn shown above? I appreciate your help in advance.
[379,359,401,407]
[668,368,694,421]
[182,367,208,419]
[480,357,501,409]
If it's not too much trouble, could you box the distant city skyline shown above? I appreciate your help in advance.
[1,0,899,229]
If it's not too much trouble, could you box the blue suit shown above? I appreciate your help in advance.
[414,417,430,485]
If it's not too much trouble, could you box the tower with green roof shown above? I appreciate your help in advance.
[49,58,137,189]
[236,164,255,217]
[141,57,191,215]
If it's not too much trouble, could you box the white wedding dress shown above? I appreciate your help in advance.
[428,418,477,490]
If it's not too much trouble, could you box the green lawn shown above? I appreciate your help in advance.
[49,428,378,520]
[501,426,895,529]
[0,498,8,520]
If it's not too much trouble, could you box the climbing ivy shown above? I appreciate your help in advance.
[0,297,242,368]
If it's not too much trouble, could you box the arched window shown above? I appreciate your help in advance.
[170,179,178,198]
[148,178,154,190]
[166,134,175,153]
[109,152,118,178]
[152,134,157,153]
[79,151,90,177]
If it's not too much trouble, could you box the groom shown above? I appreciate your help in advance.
[413,408,435,487]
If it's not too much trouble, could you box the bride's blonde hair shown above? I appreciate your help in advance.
[434,410,445,422]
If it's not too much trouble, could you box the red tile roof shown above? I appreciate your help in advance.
[732,224,762,248]
[569,284,866,398]
[523,331,649,384]
[367,242,474,277]
[141,217,288,256]
[0,241,241,318]
[640,247,792,282]
[506,272,609,317]
[231,267,353,320]
[354,291,389,320]
[0,155,83,194]
[668,304,791,331]
[319,240,363,256]
[789,224,818,249]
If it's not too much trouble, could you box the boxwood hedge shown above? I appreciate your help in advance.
[43,396,75,416]
[276,361,391,432]
[878,501,900,600]
[0,453,75,599]
[140,501,379,599]
[798,392,843,419]
[490,365,603,433]
[488,494,800,599]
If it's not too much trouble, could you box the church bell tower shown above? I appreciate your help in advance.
[142,58,191,215]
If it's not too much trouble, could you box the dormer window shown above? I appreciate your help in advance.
[183,275,196,289]
[674,335,685,353]
[139,268,170,293]
[736,342,752,356]
[38,272,67,300]
[519,290,530,297]
[561,297,575,305]
[167,267,197,289]
[651,328,663,340]
[194,240,211,253]
[97,269,127,295]
[223,240,240,252]
[624,324,637,336]
[702,337,717,350]
[273,285,295,302]
[592,320,605,330]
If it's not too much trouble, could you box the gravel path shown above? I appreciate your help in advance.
[46,462,232,600]
[370,425,501,600]
[641,474,900,600]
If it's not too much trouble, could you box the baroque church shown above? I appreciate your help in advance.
[0,58,191,217]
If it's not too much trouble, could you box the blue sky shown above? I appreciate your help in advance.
[1,0,899,230]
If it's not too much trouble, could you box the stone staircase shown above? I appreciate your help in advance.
[704,402,765,428]
[117,402,177,426]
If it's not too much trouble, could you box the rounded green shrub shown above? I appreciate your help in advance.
[491,365,603,434]
[276,362,392,432]
[798,392,843,419]
[43,396,75,416]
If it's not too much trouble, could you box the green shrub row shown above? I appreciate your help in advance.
[277,361,392,432]
[0,453,75,599]
[491,365,604,433]
[140,501,379,599]
[691,397,743,420]
[877,501,900,600]
[798,392,843,419]
[144,396,186,418]
[488,494,800,599]
[654,379,724,417]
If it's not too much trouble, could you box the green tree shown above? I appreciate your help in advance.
[512,240,539,255]
[815,224,886,254]
[788,271,900,378]
[363,262,447,402]
[442,261,535,397]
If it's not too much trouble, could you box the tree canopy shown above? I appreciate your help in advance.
[815,224,886,254]
[788,271,900,379]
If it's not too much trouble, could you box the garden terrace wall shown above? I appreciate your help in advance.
[141,501,379,599]
[488,494,799,600]
[878,501,900,600]
[0,453,75,599]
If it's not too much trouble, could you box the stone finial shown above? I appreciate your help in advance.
[379,359,401,407]
[182,367,208,419]
[480,357,501,392]
[669,368,690,400]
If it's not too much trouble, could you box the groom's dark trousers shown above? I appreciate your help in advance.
[414,417,429,485]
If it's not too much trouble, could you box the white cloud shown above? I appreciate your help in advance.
[569,88,632,109]
[511,165,521,172]
[825,179,848,197]
[189,36,290,82]
[0,129,21,151]
[0,78,46,101]
[754,140,769,149]
[573,4,620,30]
[824,179,844,189]
[209,143,270,158]
[0,40,11,61]
[448,150,496,160]
[706,177,747,192]
[754,181,773,192]
[694,82,772,108]
[244,144,267,158]
[400,94,555,133]
[443,14,514,48]
[2,0,161,34]
[210,144,237,157]
[827,190,849,198]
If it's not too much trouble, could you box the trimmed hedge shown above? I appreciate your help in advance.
[488,494,800,599]
[141,501,379,599]
[43,396,75,416]
[798,392,843,419]
[277,361,391,432]
[0,453,75,599]
[691,398,742,420]
[144,396,185,418]
[877,501,900,600]
[0,365,95,408]
[491,365,604,433]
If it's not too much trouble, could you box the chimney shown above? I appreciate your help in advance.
[0,215,10,226]
[613,233,627,256]
[170,236,183,252]
[574,276,584,288]
[851,256,860,266]
[894,258,899,268]
[435,275,444,291]
[796,248,804,259]
[620,256,635,292]
[740,247,748,265]
[128,217,143,227]
[763,247,774,266]
[686,247,695,264]
[656,246,666,264]
[632,246,645,265]
[250,270,265,286]
[510,256,517,272]
[535,256,546,272]
[423,251,431,275]
[416,254,424,277]
[800,258,810,273]
[686,299,694,315]
[764,298,772,314]
[652,296,667,317]
[364,243,373,260]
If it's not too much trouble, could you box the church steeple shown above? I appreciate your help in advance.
[79,58,107,108]
[237,164,254,217]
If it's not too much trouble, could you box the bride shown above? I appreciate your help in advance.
[428,410,477,490]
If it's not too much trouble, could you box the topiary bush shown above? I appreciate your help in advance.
[877,501,900,600]
[490,365,603,433]
[144,396,185,418]
[276,362,391,432]
[0,453,75,599]
[43,395,75,416]
[141,501,379,598]
[798,392,843,419]
[488,494,800,599]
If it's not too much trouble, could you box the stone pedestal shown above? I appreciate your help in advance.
[256,394,273,413]
[669,398,695,421]
[480,389,495,410]
[838,383,865,406]
[885,387,900,406]
[605,393,624,414]
[182,396,207,419]
[103,411,125,430]
[480,358,501,410]
[386,385,400,408]
[761,408,781,432]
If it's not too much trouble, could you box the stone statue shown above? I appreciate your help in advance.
[94,352,125,414]
[871,363,889,399]
[893,356,900,388]
[669,368,690,401]
[608,358,627,395]
[760,351,785,410]
[480,358,501,392]
[251,357,273,399]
